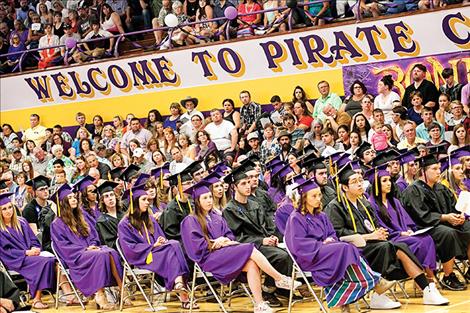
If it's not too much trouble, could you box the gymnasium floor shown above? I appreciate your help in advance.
[37,281,470,313]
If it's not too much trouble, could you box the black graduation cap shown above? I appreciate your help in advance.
[426,143,448,156]
[336,162,359,185]
[355,142,374,159]
[25,175,50,190]
[109,167,125,180]
[236,158,256,173]
[166,167,193,186]
[119,164,141,182]
[0,179,8,190]
[372,149,401,167]
[224,163,250,184]
[417,154,439,169]
[97,181,119,196]
[185,159,205,176]
[297,144,319,159]
[303,156,326,172]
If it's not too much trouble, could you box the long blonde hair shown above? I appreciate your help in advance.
[0,202,22,232]
[299,192,322,216]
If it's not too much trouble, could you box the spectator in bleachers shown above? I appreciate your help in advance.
[31,147,52,176]
[164,102,183,130]
[22,114,47,148]
[440,68,463,102]
[293,100,313,131]
[77,2,93,37]
[66,0,81,11]
[184,0,200,21]
[239,90,261,135]
[67,9,80,33]
[282,113,304,151]
[127,0,152,31]
[37,23,60,69]
[51,0,68,22]
[205,109,238,162]
[391,106,408,140]
[120,117,153,156]
[351,112,371,142]
[16,0,35,23]
[397,120,426,150]
[52,11,64,38]
[1,124,18,153]
[446,100,469,130]
[238,0,262,35]
[11,20,28,45]
[212,0,237,40]
[448,124,470,153]
[152,0,173,45]
[313,80,342,122]
[82,18,115,59]
[416,107,445,141]
[194,0,215,40]
[167,1,193,47]
[292,86,315,115]
[374,75,400,121]
[59,23,82,63]
[402,64,440,110]
[38,2,52,25]
[304,0,331,26]
[101,3,125,34]
[323,104,352,132]
[108,0,131,27]
[407,91,425,125]
[26,13,44,49]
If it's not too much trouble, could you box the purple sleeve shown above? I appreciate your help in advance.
[22,218,41,249]
[180,216,210,263]
[323,214,338,240]
[285,213,322,267]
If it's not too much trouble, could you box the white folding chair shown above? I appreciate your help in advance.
[51,241,86,310]
[116,238,165,312]
[285,244,327,313]
[189,263,254,313]
[0,260,30,306]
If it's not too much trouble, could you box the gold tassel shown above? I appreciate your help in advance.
[177,175,183,197]
[129,188,134,214]
[335,176,340,202]
[188,201,193,214]
[343,194,357,233]
[108,171,111,181]
[374,169,379,197]
[56,193,61,217]
[160,171,163,189]
[145,252,153,264]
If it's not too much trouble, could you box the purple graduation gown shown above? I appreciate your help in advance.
[370,197,437,270]
[285,211,362,286]
[181,211,254,285]
[395,176,408,193]
[117,215,188,290]
[50,215,123,297]
[80,204,100,226]
[267,186,285,206]
[274,197,294,235]
[0,218,56,296]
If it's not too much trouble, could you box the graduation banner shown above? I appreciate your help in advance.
[1,7,468,129]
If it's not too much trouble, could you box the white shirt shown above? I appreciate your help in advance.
[374,91,400,123]
[169,157,192,175]
[204,120,234,151]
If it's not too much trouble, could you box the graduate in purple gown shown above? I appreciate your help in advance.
[117,184,194,309]
[284,179,388,311]
[274,173,306,235]
[266,161,291,206]
[366,166,438,280]
[73,175,100,225]
[0,193,56,309]
[50,184,124,310]
[181,179,302,313]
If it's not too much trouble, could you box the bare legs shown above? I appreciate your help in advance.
[396,250,423,280]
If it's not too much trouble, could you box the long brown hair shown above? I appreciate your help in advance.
[299,192,322,216]
[194,196,213,251]
[60,196,90,237]
[127,195,154,234]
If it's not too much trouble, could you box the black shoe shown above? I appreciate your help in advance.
[440,273,466,291]
[275,288,302,301]
[262,291,282,307]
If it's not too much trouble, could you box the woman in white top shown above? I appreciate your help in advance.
[374,75,400,123]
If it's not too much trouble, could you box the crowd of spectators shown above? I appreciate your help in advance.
[0,63,468,212]
[0,0,467,73]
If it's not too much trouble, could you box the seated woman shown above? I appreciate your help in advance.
[325,164,450,307]
[0,193,56,309]
[117,184,194,309]
[50,184,124,310]
[96,181,125,249]
[284,179,397,311]
[181,180,301,313]
[440,147,470,199]
[237,0,262,36]
[73,175,100,225]
[366,166,441,285]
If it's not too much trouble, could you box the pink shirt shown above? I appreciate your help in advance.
[371,132,388,151]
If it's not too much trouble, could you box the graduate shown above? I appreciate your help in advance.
[285,179,398,311]
[325,163,449,307]
[96,181,125,249]
[354,142,376,172]
[50,184,124,310]
[440,147,470,199]
[159,166,195,242]
[402,154,470,290]
[73,176,100,225]
[371,149,406,199]
[305,156,337,206]
[181,180,301,313]
[150,163,172,214]
[266,160,289,204]
[117,184,193,309]
[0,193,56,309]
[222,165,297,307]
[246,160,277,220]
[366,166,446,297]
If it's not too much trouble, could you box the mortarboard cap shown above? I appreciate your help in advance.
[355,142,374,159]
[398,148,419,164]
[119,164,141,182]
[224,164,250,184]
[0,179,8,190]
[271,162,294,178]
[109,167,125,180]
[372,149,401,167]
[184,180,212,200]
[417,154,439,169]
[122,184,148,214]
[337,162,359,185]
[336,153,353,169]
[151,163,171,178]
[0,193,13,206]
[97,181,119,196]
[292,178,319,195]
[211,161,230,174]
[50,184,73,216]
[303,156,326,172]
[291,173,306,185]
[203,170,223,185]
[73,175,95,193]
[364,164,390,196]
[426,143,448,156]
[135,173,151,187]
[25,175,50,190]
[185,159,205,176]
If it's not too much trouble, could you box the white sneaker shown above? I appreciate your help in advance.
[370,292,401,309]
[423,283,449,306]
[254,301,273,313]
[275,275,302,290]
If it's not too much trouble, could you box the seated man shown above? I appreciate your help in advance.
[82,19,115,59]
[402,154,470,290]
[223,165,296,307]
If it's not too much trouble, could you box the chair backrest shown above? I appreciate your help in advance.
[50,240,69,271]
[115,238,136,271]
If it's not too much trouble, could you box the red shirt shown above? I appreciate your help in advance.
[297,115,314,129]
[238,3,262,24]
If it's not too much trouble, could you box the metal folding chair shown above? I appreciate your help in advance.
[116,238,166,312]
[285,244,327,313]
[51,241,86,310]
[0,260,29,306]
[189,263,254,313]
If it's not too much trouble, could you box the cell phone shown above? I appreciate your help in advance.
[31,23,41,31]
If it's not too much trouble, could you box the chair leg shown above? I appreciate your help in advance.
[55,266,60,309]
[198,266,228,313]
[301,272,327,313]
[227,282,233,307]
[288,266,296,313]
[190,266,198,313]
[119,267,126,311]
[130,268,155,312]
[241,283,254,305]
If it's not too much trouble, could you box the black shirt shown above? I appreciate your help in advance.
[402,79,440,109]
[22,198,46,228]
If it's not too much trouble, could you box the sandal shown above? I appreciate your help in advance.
[65,296,83,306]
[174,281,190,294]
[32,300,49,309]
[181,301,199,309]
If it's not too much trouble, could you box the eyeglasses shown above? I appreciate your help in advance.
[36,187,48,192]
